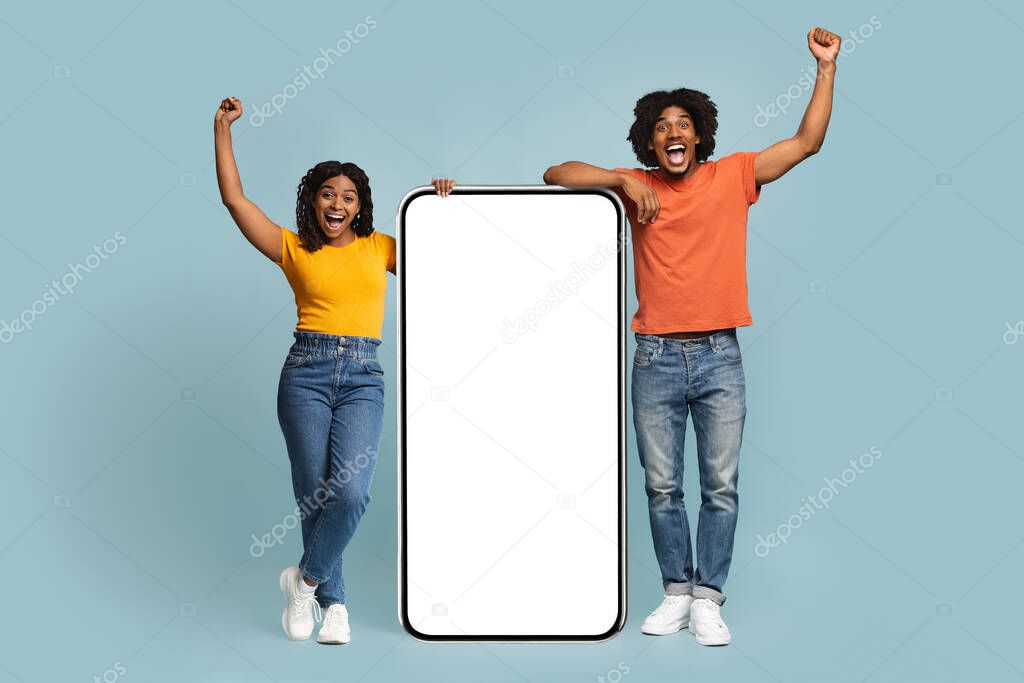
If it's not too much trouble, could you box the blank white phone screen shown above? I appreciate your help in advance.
[399,188,625,641]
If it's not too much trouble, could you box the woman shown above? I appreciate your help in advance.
[214,96,455,644]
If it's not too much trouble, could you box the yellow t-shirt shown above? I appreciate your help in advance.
[277,226,396,340]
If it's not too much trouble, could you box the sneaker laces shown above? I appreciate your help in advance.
[651,594,688,617]
[323,605,346,629]
[696,599,724,627]
[292,587,323,622]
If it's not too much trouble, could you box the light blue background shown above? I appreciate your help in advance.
[1,0,1022,681]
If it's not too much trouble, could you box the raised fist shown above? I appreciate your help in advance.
[807,27,840,64]
[215,97,243,126]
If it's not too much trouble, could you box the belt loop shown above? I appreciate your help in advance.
[657,337,664,355]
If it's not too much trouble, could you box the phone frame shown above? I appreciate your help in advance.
[396,185,627,642]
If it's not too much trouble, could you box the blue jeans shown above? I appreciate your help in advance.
[276,331,385,607]
[631,329,746,605]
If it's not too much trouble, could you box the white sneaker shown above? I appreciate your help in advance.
[689,598,731,646]
[317,604,351,644]
[641,594,693,635]
[279,567,321,640]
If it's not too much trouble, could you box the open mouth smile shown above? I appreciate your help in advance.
[324,213,347,230]
[665,143,687,166]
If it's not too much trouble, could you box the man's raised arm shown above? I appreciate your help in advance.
[754,27,840,186]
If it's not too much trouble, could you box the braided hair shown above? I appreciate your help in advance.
[295,161,374,251]
[627,88,719,168]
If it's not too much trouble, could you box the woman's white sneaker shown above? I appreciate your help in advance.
[317,604,351,644]
[279,567,320,640]
[689,598,731,646]
[641,594,693,635]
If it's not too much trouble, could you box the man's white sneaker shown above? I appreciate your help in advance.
[641,594,693,635]
[279,567,321,640]
[317,604,351,644]
[689,598,731,646]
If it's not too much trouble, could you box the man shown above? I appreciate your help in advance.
[543,27,840,646]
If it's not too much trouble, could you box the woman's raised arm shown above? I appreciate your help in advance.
[214,97,282,263]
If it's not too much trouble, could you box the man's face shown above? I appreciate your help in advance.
[648,105,701,177]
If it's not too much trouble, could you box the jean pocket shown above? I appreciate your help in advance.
[283,352,311,370]
[633,344,656,367]
[714,333,742,363]
[362,357,384,376]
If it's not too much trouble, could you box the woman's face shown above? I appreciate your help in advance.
[313,174,361,240]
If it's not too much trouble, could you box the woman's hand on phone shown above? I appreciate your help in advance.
[432,177,456,197]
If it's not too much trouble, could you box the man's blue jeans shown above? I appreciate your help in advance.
[277,331,385,607]
[632,329,746,605]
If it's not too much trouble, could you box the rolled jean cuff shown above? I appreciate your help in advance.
[692,585,726,605]
[298,564,326,587]
[664,581,693,596]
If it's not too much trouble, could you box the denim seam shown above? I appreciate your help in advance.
[303,486,334,583]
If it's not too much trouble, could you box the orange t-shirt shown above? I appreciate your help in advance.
[614,151,761,333]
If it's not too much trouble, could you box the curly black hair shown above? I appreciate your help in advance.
[295,161,374,252]
[627,88,718,168]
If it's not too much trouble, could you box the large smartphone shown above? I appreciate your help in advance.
[397,186,626,641]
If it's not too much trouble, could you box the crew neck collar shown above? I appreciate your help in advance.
[651,161,712,193]
[321,234,362,250]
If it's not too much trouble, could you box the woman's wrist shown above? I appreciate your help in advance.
[214,119,233,136]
